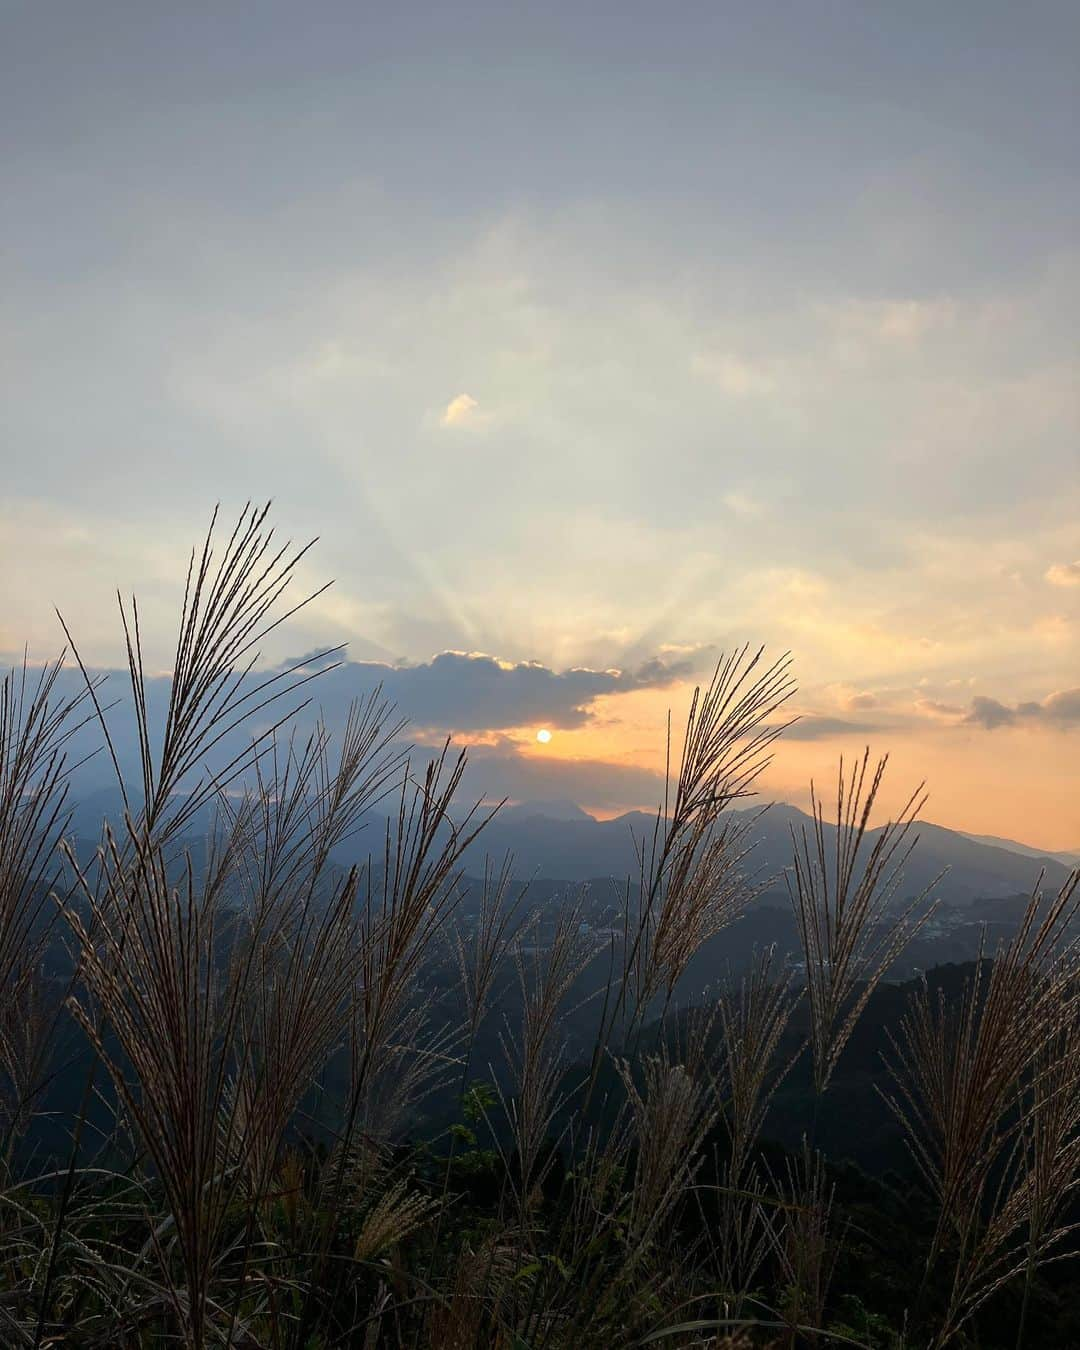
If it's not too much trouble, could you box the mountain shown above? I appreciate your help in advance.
[496,798,597,824]
[58,784,1074,909]
[961,831,1080,868]
[447,800,1074,905]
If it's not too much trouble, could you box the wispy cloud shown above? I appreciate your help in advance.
[722,491,765,519]
[691,352,776,397]
[779,714,883,742]
[915,697,965,720]
[1046,560,1080,587]
[824,297,957,346]
[440,392,481,427]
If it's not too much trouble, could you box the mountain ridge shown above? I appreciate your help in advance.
[452,798,1072,903]
[64,789,1075,907]
[960,830,1080,868]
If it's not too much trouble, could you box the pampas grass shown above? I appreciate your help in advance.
[3,503,1078,1349]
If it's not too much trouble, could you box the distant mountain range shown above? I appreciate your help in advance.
[960,831,1080,869]
[64,788,1075,907]
[445,800,1075,904]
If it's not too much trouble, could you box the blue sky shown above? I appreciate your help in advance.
[3,2,1078,843]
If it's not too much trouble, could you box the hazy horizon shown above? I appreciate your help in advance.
[3,2,1077,848]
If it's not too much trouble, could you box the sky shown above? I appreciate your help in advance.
[2,2,1078,847]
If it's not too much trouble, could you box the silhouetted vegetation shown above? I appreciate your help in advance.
[2,505,1079,1347]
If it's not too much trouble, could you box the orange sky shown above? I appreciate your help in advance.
[501,682,1079,851]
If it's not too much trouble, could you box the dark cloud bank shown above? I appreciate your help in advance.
[28,648,696,807]
[965,689,1080,731]
[283,649,701,731]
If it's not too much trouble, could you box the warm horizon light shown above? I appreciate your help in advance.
[536,728,552,744]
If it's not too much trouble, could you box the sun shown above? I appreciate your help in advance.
[536,728,552,744]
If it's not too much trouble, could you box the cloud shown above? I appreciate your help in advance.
[965,696,1019,730]
[916,697,965,720]
[1046,560,1080,587]
[287,648,702,732]
[440,393,480,427]
[964,688,1080,730]
[25,646,705,807]
[827,297,956,345]
[722,491,765,519]
[1043,689,1080,724]
[771,714,882,742]
[691,352,776,397]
